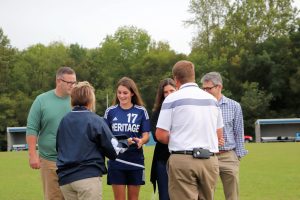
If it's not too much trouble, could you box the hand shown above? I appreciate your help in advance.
[132,137,143,149]
[127,138,135,146]
[29,153,40,169]
[218,137,225,146]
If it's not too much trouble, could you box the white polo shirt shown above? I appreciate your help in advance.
[156,82,223,153]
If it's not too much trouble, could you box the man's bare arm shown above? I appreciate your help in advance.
[155,128,169,144]
[26,135,40,169]
[217,128,224,146]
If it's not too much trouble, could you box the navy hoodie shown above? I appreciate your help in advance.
[56,106,126,186]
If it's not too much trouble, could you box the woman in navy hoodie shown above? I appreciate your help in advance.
[56,81,127,200]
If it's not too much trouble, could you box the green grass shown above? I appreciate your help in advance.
[0,143,300,200]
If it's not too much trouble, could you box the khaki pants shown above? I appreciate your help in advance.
[217,150,240,200]
[60,177,102,200]
[168,154,219,200]
[40,158,64,200]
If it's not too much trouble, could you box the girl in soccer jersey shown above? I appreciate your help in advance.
[104,77,150,200]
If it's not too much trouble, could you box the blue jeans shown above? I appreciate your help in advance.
[156,160,169,200]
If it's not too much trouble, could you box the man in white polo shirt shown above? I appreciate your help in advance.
[156,60,224,200]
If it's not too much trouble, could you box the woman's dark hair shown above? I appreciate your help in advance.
[112,77,144,106]
[152,78,176,112]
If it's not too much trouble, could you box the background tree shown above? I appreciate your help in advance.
[133,41,187,110]
[67,43,91,81]
[187,0,300,137]
[0,29,17,145]
[186,0,230,53]
[88,26,152,114]
[0,28,16,93]
[0,1,300,149]
[240,82,273,134]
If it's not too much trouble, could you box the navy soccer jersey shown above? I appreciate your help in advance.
[104,104,150,170]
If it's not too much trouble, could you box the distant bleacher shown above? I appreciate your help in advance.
[6,127,27,151]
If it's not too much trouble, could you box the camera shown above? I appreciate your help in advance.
[192,148,211,159]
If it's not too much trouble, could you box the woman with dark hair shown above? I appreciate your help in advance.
[104,77,150,200]
[150,78,176,200]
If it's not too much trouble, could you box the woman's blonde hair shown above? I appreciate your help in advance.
[71,81,96,111]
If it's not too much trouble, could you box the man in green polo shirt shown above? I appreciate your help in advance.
[26,66,76,200]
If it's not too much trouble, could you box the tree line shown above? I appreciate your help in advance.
[0,0,300,149]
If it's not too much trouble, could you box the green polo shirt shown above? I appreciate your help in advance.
[26,90,71,161]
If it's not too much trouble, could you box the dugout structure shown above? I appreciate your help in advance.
[6,127,27,151]
[255,118,300,143]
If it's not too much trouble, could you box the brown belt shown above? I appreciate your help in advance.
[217,150,231,154]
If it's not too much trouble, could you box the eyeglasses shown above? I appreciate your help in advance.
[202,85,218,91]
[59,79,77,86]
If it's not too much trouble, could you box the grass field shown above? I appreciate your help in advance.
[0,143,300,200]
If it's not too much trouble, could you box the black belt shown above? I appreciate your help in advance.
[171,150,215,156]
